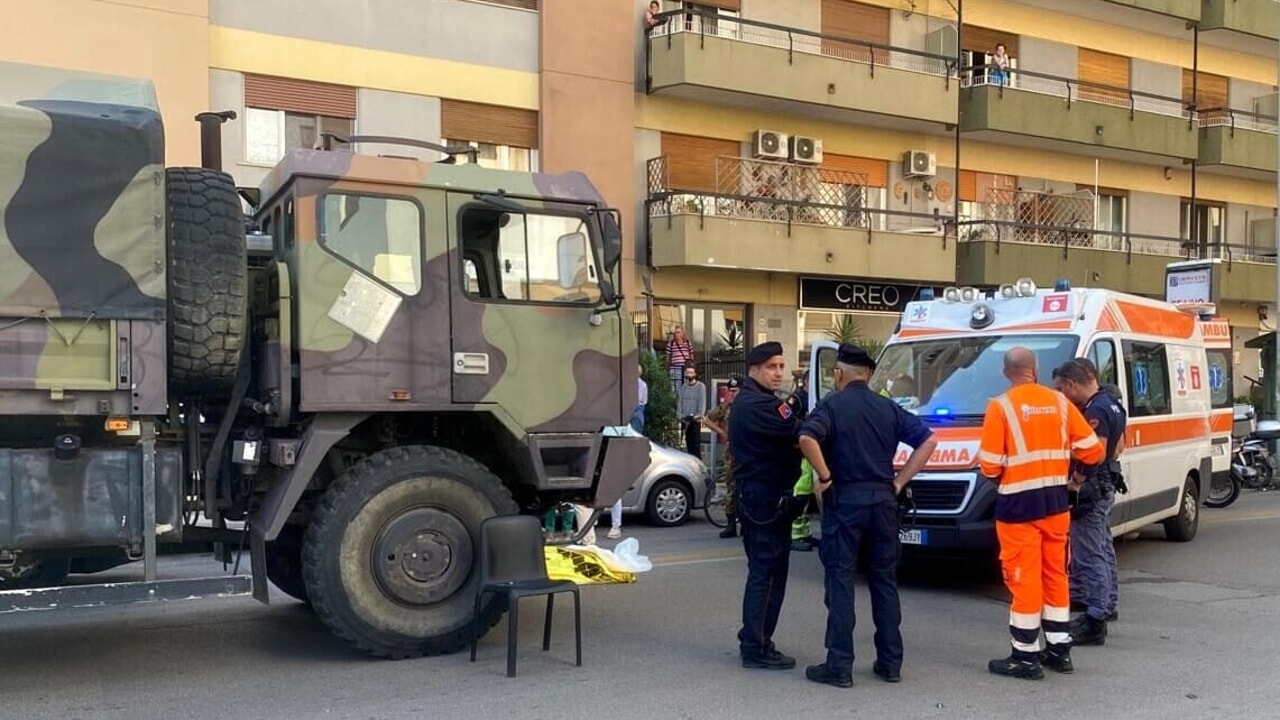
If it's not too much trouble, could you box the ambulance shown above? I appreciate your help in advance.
[808,277,1213,558]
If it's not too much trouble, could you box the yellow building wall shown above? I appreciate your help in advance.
[208,27,540,111]
[0,0,211,166]
[649,267,795,306]
[636,96,1276,208]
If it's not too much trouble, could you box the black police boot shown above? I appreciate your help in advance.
[805,663,854,688]
[719,517,737,539]
[1071,616,1107,646]
[1106,610,1118,622]
[873,661,902,683]
[1039,644,1074,674]
[741,646,796,670]
[988,651,1045,680]
[790,536,816,552]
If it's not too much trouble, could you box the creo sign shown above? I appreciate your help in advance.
[800,277,936,313]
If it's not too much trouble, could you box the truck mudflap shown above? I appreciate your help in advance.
[0,575,252,613]
[594,429,650,508]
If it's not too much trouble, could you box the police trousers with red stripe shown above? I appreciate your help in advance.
[996,512,1072,660]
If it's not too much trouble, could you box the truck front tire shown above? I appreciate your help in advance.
[301,445,518,659]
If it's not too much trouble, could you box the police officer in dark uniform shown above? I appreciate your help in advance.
[1052,357,1127,646]
[798,344,937,688]
[728,340,807,670]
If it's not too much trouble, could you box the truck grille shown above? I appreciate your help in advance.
[910,480,969,512]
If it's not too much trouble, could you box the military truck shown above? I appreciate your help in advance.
[0,62,647,659]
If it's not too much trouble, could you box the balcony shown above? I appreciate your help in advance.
[955,189,1191,297]
[959,69,1198,164]
[954,189,1276,301]
[645,9,957,132]
[1102,0,1201,21]
[644,155,955,283]
[1200,0,1279,41]
[1197,108,1278,180]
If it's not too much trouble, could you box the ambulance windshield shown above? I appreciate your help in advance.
[872,334,1080,419]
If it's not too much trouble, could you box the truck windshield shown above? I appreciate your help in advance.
[871,334,1080,419]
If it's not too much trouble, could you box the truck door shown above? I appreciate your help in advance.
[294,181,449,408]
[446,194,624,433]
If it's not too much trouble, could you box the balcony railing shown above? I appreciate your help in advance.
[958,216,1275,264]
[1197,106,1279,134]
[646,155,948,234]
[962,66,1192,121]
[647,7,957,80]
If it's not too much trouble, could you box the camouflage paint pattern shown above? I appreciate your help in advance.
[0,63,167,416]
[257,150,640,439]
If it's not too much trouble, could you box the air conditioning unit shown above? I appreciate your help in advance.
[903,150,937,178]
[789,135,823,164]
[752,129,788,160]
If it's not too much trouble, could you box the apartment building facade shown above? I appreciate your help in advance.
[3,0,637,336]
[3,0,1276,396]
[638,0,1279,396]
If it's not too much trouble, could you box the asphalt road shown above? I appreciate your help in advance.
[2,493,1279,720]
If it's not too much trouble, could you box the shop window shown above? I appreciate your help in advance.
[318,193,423,296]
[246,108,354,165]
[443,139,537,172]
[459,206,600,305]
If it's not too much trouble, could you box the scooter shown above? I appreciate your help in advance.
[1207,407,1280,508]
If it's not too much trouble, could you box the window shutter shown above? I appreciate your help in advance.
[441,99,539,149]
[819,154,888,188]
[661,133,741,193]
[243,74,357,119]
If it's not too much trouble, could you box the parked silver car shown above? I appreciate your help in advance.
[617,441,711,527]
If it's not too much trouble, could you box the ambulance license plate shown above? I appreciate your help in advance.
[899,528,926,545]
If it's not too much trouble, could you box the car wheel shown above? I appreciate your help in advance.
[646,477,691,527]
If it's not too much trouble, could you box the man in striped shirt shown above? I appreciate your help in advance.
[978,347,1104,680]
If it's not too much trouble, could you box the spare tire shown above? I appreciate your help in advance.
[165,167,247,396]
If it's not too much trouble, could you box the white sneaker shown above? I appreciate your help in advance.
[607,527,622,539]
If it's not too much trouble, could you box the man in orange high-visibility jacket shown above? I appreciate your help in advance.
[979,347,1104,680]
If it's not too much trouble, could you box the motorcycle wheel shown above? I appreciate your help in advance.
[1205,473,1242,508]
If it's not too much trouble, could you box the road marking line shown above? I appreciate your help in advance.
[1203,510,1280,525]
[657,555,742,568]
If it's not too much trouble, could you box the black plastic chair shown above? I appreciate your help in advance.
[469,514,582,677]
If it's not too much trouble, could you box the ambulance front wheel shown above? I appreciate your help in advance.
[1162,475,1200,542]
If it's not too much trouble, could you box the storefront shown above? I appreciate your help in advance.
[796,276,941,369]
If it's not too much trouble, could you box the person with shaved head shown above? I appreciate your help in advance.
[978,347,1104,680]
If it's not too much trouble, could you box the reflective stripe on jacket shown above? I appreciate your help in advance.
[978,383,1104,523]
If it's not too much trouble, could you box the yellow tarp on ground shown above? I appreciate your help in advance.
[544,546,637,585]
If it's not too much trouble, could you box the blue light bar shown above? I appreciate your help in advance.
[934,407,951,416]
[919,288,935,301]
[1054,278,1071,292]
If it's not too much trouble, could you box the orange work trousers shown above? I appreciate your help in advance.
[996,512,1072,657]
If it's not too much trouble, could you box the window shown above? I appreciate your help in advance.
[459,207,601,305]
[1206,348,1233,410]
[246,108,354,165]
[442,139,536,172]
[318,194,423,295]
[1087,339,1120,390]
[869,334,1080,417]
[1180,201,1225,250]
[1095,193,1126,249]
[1122,341,1171,417]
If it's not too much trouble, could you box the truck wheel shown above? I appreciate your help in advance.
[1162,475,1200,542]
[301,445,518,659]
[265,523,310,604]
[0,556,70,590]
[165,167,247,396]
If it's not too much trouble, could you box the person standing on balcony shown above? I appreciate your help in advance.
[667,324,695,389]
[677,366,707,459]
[990,43,1011,86]
[644,1,665,35]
